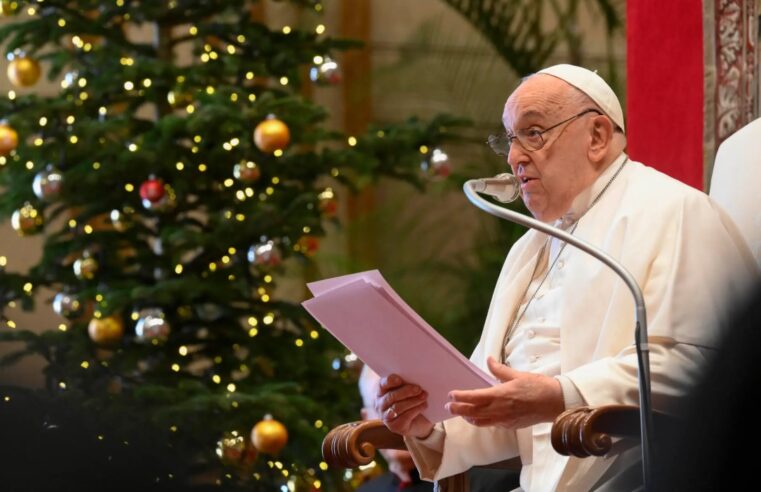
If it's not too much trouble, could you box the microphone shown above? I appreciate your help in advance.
[462,180,653,491]
[468,173,520,203]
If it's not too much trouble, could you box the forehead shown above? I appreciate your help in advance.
[502,75,571,128]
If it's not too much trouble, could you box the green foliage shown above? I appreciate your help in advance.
[0,1,467,489]
[442,0,623,76]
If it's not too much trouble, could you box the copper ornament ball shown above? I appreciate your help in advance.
[233,160,261,183]
[0,123,19,156]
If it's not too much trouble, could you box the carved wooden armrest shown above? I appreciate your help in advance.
[323,420,520,492]
[551,405,672,458]
[322,419,406,468]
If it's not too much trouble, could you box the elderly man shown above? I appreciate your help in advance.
[375,64,758,490]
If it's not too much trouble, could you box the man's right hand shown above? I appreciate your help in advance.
[376,374,433,439]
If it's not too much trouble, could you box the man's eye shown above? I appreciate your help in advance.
[524,129,543,139]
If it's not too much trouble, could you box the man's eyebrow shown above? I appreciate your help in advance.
[516,109,545,121]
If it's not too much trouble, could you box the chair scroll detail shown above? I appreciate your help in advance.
[551,405,643,458]
[322,419,406,468]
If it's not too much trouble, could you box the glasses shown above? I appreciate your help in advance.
[487,108,602,157]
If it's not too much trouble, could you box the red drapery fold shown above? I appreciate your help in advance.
[627,0,705,190]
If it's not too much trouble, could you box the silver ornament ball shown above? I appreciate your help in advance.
[247,240,282,267]
[52,292,83,319]
[73,255,98,280]
[309,56,341,86]
[420,147,451,180]
[32,166,63,201]
[11,202,44,236]
[135,309,171,343]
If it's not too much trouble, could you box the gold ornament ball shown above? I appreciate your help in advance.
[73,256,99,280]
[0,123,19,156]
[254,117,290,153]
[11,202,44,236]
[251,418,288,455]
[167,89,193,108]
[88,315,125,347]
[7,57,41,87]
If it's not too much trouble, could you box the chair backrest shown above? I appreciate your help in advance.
[709,117,761,269]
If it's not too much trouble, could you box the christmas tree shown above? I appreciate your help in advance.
[0,1,462,489]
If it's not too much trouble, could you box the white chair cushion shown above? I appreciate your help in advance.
[709,117,761,268]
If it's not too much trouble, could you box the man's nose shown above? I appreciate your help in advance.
[507,140,528,170]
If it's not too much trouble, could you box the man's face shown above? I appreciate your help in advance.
[502,75,598,222]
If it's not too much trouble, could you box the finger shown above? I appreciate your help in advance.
[377,384,423,412]
[378,374,405,395]
[487,356,519,382]
[445,401,483,418]
[448,388,494,405]
[390,391,428,417]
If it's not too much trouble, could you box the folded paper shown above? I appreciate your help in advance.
[302,270,495,423]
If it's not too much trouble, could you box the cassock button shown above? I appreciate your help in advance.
[558,260,565,269]
[527,329,536,339]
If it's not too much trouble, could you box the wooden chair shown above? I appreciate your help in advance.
[321,407,645,491]
[323,118,761,490]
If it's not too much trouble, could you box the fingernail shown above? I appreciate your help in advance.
[445,403,452,413]
[389,375,399,384]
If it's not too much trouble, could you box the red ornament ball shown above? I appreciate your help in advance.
[297,235,320,256]
[140,177,165,203]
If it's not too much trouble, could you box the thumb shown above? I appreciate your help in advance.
[487,356,518,382]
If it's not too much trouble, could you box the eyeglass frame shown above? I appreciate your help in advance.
[487,108,603,157]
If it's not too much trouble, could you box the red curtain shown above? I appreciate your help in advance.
[627,1,704,190]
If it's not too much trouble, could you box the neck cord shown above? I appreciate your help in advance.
[500,157,629,362]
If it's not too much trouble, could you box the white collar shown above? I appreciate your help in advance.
[554,152,628,230]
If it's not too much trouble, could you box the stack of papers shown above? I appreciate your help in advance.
[302,270,495,423]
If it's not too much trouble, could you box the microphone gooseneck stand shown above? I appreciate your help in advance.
[463,180,654,491]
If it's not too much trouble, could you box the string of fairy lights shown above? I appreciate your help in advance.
[0,1,452,489]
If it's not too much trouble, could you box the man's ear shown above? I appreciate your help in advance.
[588,115,614,163]
[360,408,369,421]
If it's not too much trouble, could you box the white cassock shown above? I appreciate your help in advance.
[404,153,759,491]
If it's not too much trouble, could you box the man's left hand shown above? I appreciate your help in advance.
[446,356,565,428]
